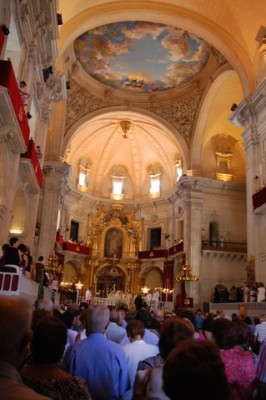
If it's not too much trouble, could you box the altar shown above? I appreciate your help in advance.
[91,292,132,309]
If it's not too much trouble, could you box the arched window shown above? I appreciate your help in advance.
[110,174,125,200]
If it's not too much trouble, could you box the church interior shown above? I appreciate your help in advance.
[0,0,266,309]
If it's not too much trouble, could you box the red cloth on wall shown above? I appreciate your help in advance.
[0,29,5,54]
[0,60,30,147]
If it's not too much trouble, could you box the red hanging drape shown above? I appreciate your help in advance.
[0,60,30,147]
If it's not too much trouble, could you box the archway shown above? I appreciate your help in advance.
[96,264,126,297]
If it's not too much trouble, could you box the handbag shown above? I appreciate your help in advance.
[132,368,152,400]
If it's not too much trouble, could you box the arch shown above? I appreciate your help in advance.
[63,261,78,283]
[95,263,127,295]
[140,263,163,289]
[191,68,244,171]
[57,2,252,95]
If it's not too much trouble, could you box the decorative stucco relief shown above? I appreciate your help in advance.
[65,80,113,133]
[147,94,202,146]
[66,79,202,147]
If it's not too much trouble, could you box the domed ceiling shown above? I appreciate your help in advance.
[66,17,243,202]
[74,21,210,94]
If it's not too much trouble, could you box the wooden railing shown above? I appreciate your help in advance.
[253,186,266,210]
[202,240,247,253]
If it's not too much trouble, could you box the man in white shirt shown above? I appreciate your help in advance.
[145,291,152,307]
[106,308,126,343]
[257,283,266,303]
[254,314,266,349]
[123,319,159,400]
[85,287,92,305]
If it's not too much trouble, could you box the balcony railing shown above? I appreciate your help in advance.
[138,241,184,259]
[202,240,247,253]
[63,242,91,256]
[21,139,42,189]
[168,240,184,255]
[0,60,30,147]
[138,248,168,259]
[253,186,266,211]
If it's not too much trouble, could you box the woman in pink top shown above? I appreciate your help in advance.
[212,318,256,400]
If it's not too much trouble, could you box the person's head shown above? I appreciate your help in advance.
[35,298,54,314]
[60,309,77,329]
[136,308,152,328]
[153,309,165,323]
[0,296,32,368]
[30,316,67,364]
[202,312,215,334]
[244,316,252,325]
[79,309,89,330]
[232,319,252,347]
[109,308,119,323]
[86,305,110,334]
[126,319,145,340]
[212,318,237,349]
[175,309,197,331]
[38,256,44,262]
[163,340,230,400]
[117,309,126,324]
[2,243,10,253]
[20,80,27,88]
[18,243,27,254]
[9,237,19,247]
[31,309,51,330]
[159,316,194,360]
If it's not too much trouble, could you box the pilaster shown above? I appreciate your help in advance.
[231,79,266,282]
[37,161,71,262]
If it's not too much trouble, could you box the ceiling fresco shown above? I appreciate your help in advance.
[74,21,210,94]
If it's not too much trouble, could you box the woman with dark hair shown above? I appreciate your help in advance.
[163,340,230,400]
[212,318,256,400]
[133,316,194,400]
[20,316,91,400]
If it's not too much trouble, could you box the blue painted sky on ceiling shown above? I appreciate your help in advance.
[74,21,210,93]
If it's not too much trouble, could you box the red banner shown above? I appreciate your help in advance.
[63,242,91,256]
[168,240,184,255]
[0,29,5,54]
[138,249,168,258]
[21,139,43,187]
[0,60,30,147]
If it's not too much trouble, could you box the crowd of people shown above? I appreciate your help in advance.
[214,283,266,303]
[2,294,266,400]
[0,237,57,290]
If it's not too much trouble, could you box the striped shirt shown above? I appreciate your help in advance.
[256,339,266,383]
[255,321,266,342]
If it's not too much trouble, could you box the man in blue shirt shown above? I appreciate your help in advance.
[67,305,130,400]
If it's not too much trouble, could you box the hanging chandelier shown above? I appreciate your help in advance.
[141,284,150,294]
[176,263,199,282]
[120,120,131,138]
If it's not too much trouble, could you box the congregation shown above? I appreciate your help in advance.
[0,237,57,290]
[1,295,266,400]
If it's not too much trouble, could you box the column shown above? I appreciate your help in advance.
[232,80,266,283]
[37,161,70,261]
[181,178,204,308]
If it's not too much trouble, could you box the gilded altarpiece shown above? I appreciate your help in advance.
[84,204,142,296]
